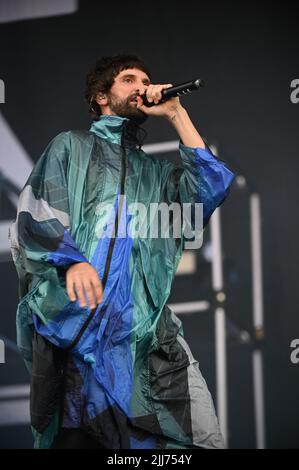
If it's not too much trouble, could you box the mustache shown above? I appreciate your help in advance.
[129,93,141,101]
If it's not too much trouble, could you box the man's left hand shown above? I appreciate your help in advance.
[136,83,184,119]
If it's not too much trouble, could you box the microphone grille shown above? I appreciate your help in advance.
[194,78,205,88]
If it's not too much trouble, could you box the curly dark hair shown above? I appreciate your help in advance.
[85,54,152,120]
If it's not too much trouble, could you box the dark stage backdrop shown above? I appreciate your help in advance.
[0,0,298,449]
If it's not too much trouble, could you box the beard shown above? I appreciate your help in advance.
[108,92,148,125]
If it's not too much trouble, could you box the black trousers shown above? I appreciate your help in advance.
[51,428,106,449]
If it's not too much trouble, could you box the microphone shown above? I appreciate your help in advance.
[140,78,205,107]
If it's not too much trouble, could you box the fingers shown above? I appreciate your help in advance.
[90,276,103,305]
[145,84,173,104]
[146,84,163,104]
[81,278,97,309]
[66,277,77,303]
[73,277,87,308]
[136,95,147,111]
[136,82,178,117]
[66,264,103,310]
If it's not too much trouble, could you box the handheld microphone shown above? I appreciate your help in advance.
[141,78,205,107]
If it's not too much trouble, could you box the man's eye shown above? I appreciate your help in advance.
[124,78,132,83]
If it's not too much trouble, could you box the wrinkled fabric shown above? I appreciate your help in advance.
[9,115,235,449]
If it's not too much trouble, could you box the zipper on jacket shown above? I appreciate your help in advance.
[101,151,126,289]
[66,135,128,352]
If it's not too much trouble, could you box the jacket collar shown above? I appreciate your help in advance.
[90,115,128,145]
[89,115,145,149]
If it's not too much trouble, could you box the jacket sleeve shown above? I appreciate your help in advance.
[162,141,235,249]
[178,141,235,226]
[8,132,89,299]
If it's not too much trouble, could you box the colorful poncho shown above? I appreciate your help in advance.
[9,115,235,449]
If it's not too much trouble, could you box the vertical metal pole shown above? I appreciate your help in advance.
[210,207,228,446]
[250,194,266,449]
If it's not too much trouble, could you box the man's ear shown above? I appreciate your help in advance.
[95,92,108,107]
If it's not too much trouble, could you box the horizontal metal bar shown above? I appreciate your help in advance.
[169,301,210,314]
[143,140,179,154]
[0,384,30,399]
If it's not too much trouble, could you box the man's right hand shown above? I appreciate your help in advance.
[66,262,103,309]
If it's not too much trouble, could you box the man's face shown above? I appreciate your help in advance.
[105,68,151,124]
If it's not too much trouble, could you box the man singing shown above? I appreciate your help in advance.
[9,54,235,449]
